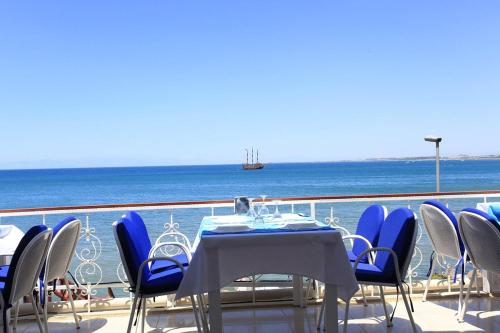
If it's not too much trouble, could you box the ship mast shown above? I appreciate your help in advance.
[257,149,259,163]
[251,147,254,164]
[245,149,249,164]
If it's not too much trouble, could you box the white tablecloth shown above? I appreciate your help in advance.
[0,225,24,255]
[176,229,358,302]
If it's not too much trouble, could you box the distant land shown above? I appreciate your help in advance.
[365,154,500,162]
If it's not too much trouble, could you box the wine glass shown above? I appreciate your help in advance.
[258,194,270,216]
[273,201,282,219]
[247,198,257,218]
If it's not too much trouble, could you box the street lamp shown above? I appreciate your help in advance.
[424,136,442,192]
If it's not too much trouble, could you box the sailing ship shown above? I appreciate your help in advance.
[243,148,264,170]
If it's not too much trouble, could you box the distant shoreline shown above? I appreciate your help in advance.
[1,155,500,171]
[365,155,500,162]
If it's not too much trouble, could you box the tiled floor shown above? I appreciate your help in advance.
[14,296,500,332]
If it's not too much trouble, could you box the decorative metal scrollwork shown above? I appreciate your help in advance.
[153,211,192,257]
[74,215,102,297]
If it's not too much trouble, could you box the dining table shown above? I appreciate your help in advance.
[0,225,24,265]
[175,213,358,333]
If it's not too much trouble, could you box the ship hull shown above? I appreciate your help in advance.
[242,163,264,170]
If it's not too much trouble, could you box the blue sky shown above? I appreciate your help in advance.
[1,1,499,168]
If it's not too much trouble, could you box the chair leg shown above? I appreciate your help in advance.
[197,294,209,333]
[141,298,146,333]
[43,286,49,333]
[305,278,313,305]
[29,294,44,333]
[457,267,464,316]
[12,302,19,331]
[459,268,476,322]
[423,256,436,302]
[64,278,80,329]
[343,300,350,333]
[398,283,416,333]
[189,296,202,333]
[3,308,10,333]
[126,295,139,333]
[360,285,368,306]
[316,301,325,331]
[379,286,392,327]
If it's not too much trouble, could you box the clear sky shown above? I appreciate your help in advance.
[1,1,499,169]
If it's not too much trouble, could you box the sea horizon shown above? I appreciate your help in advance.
[2,153,500,171]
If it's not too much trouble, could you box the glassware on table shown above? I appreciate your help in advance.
[247,198,257,218]
[258,194,270,217]
[272,201,282,219]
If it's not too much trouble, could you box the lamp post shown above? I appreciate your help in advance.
[424,136,442,192]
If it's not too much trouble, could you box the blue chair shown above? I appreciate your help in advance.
[341,205,387,308]
[344,205,387,264]
[344,208,418,333]
[113,211,202,333]
[420,200,466,311]
[458,208,500,322]
[0,225,52,333]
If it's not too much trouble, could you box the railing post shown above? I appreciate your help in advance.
[42,214,46,225]
[310,203,316,220]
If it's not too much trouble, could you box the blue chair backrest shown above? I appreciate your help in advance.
[352,205,386,258]
[422,200,464,255]
[52,216,78,236]
[114,211,152,287]
[462,208,500,232]
[4,225,48,301]
[374,208,417,280]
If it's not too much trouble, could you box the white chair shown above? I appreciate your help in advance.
[0,225,52,333]
[420,200,466,316]
[457,208,500,322]
[40,217,81,332]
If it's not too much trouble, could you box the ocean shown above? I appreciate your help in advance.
[1,160,499,287]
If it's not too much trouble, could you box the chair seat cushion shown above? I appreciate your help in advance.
[150,254,189,274]
[347,251,369,264]
[354,262,397,285]
[140,267,184,295]
[0,265,9,281]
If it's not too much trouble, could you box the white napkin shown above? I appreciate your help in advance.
[0,225,13,238]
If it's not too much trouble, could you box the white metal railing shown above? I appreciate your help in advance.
[0,189,499,311]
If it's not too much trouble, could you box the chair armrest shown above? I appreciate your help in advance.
[342,235,374,264]
[352,247,403,283]
[334,226,352,237]
[149,242,192,262]
[135,256,185,295]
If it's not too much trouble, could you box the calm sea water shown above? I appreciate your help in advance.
[1,160,499,285]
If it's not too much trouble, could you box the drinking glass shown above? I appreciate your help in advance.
[258,195,269,216]
[247,198,257,218]
[273,201,282,219]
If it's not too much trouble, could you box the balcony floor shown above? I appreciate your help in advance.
[13,296,499,333]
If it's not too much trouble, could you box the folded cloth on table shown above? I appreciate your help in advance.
[209,224,254,233]
[202,225,333,236]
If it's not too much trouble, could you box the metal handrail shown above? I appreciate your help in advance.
[1,189,500,217]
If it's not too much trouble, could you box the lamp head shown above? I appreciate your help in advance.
[424,136,442,143]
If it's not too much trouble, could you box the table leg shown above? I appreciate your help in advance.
[208,289,223,332]
[292,275,304,307]
[324,284,339,333]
